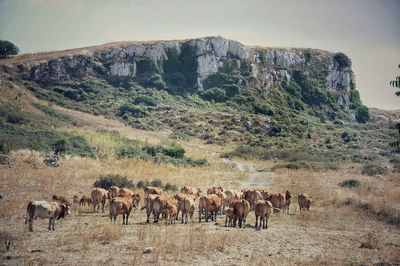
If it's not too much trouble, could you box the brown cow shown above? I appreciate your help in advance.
[108,186,120,199]
[215,191,228,213]
[225,207,234,227]
[225,190,242,205]
[178,196,195,224]
[80,195,93,207]
[298,194,311,211]
[26,200,70,231]
[91,188,108,213]
[267,191,292,213]
[254,200,273,229]
[144,186,163,195]
[110,195,136,225]
[198,195,221,223]
[174,193,195,220]
[163,202,178,225]
[207,186,224,195]
[141,194,159,223]
[231,199,251,228]
[154,195,177,223]
[180,186,201,198]
[242,189,262,209]
[73,195,80,205]
[52,195,69,205]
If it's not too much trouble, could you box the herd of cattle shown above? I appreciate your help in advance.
[25,185,312,231]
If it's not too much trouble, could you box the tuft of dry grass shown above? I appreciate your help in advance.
[359,232,380,249]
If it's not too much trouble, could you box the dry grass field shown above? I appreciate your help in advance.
[0,111,399,265]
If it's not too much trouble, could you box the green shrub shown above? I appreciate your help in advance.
[162,147,185,158]
[53,136,68,155]
[118,103,147,117]
[136,58,153,75]
[269,124,282,136]
[341,131,349,139]
[304,50,312,63]
[362,164,386,176]
[355,105,370,124]
[224,84,240,97]
[136,180,150,189]
[93,174,135,190]
[134,95,157,106]
[339,179,360,188]
[147,74,167,90]
[201,87,226,102]
[333,52,351,68]
[164,183,178,191]
[150,179,162,187]
[253,103,274,116]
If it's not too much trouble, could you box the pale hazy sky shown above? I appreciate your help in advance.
[0,0,399,110]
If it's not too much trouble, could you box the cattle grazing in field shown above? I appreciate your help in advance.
[266,191,292,213]
[180,186,201,198]
[242,189,263,210]
[207,186,224,195]
[52,195,69,205]
[254,200,273,229]
[108,186,120,199]
[231,199,251,228]
[163,202,178,224]
[215,191,228,213]
[174,193,195,221]
[109,194,136,225]
[177,196,195,224]
[80,195,93,207]
[198,195,221,223]
[144,186,163,195]
[142,194,159,223]
[298,194,312,211]
[73,195,80,205]
[225,207,234,227]
[225,190,242,206]
[91,188,108,213]
[156,195,177,223]
[26,200,70,231]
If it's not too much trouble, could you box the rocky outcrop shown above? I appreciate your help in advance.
[14,36,356,108]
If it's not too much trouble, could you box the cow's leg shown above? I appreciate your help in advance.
[102,202,105,213]
[225,216,228,227]
[126,213,130,225]
[239,216,243,228]
[181,211,184,224]
[198,208,201,223]
[48,218,52,231]
[93,202,96,213]
[255,215,258,227]
[122,214,126,225]
[146,208,150,223]
[29,219,33,232]
[214,211,217,223]
[205,210,209,222]
[52,218,55,231]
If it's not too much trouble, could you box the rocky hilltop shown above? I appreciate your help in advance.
[6,37,356,109]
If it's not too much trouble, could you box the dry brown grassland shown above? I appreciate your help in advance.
[0,122,399,265]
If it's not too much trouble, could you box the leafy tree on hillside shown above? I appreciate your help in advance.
[389,64,400,147]
[0,40,19,59]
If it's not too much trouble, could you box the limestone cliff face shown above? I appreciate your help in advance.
[17,36,355,108]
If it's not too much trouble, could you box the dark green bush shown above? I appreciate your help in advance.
[93,174,135,190]
[147,74,167,90]
[201,87,226,102]
[254,103,274,116]
[53,136,68,155]
[339,179,360,188]
[150,179,162,187]
[304,50,312,63]
[118,103,147,117]
[136,58,153,75]
[134,95,157,106]
[164,183,178,191]
[362,164,386,176]
[355,105,370,124]
[333,52,351,68]
[162,147,185,158]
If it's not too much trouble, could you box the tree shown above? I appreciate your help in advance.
[389,64,400,147]
[0,40,19,59]
[390,64,400,96]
